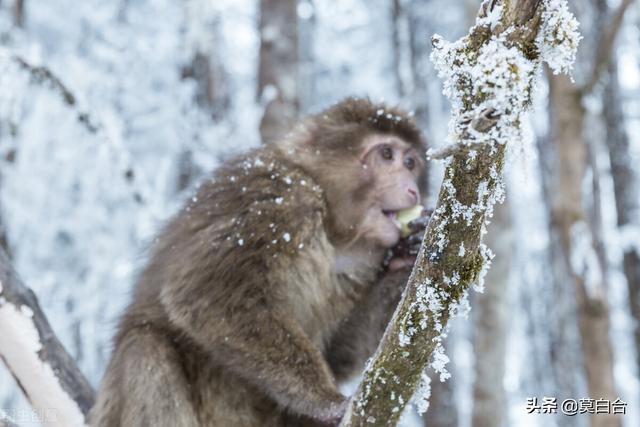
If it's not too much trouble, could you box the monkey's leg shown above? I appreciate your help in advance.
[218,312,347,423]
[91,329,199,427]
[326,268,409,382]
[164,297,346,424]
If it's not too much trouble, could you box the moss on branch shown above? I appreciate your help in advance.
[338,0,576,425]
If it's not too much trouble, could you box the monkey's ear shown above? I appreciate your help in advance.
[287,119,319,147]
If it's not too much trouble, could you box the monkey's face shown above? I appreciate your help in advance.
[355,134,423,248]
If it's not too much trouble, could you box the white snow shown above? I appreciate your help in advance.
[537,0,582,75]
[0,292,86,427]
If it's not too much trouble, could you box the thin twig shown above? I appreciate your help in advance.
[583,0,634,94]
[11,55,100,133]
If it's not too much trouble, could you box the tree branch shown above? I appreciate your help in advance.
[11,55,100,133]
[4,53,149,204]
[583,0,633,94]
[0,246,95,426]
[339,0,580,425]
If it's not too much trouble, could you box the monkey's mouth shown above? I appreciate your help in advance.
[382,210,397,219]
[382,210,401,229]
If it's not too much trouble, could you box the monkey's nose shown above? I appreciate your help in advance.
[407,186,419,205]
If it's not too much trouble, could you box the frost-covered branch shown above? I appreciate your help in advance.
[1,51,152,206]
[0,246,95,427]
[339,0,580,425]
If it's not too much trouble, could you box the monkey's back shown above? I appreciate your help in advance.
[90,147,358,426]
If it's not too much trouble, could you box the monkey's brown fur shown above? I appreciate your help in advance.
[90,98,426,427]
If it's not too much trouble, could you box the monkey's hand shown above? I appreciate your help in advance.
[313,399,348,427]
[385,207,433,271]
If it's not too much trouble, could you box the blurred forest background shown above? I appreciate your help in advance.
[0,0,639,426]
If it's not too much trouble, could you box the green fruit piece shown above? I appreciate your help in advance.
[397,204,423,237]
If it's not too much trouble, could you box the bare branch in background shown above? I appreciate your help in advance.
[257,0,300,144]
[583,0,634,94]
[391,0,407,98]
[13,0,24,27]
[11,55,99,133]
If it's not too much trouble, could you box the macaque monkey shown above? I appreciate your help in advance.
[90,98,430,427]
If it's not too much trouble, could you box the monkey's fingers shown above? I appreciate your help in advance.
[388,256,417,271]
[405,233,424,246]
[315,398,348,427]
[407,208,433,231]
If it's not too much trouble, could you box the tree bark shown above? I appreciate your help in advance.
[297,0,316,113]
[391,0,407,98]
[0,246,95,426]
[471,201,511,427]
[406,0,431,193]
[536,129,583,416]
[339,0,569,424]
[536,2,632,424]
[603,59,640,378]
[184,52,230,122]
[583,0,634,94]
[548,73,620,427]
[13,0,24,27]
[0,211,9,256]
[181,12,230,123]
[257,0,299,144]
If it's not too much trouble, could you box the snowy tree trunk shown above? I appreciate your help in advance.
[181,9,230,123]
[178,6,231,192]
[391,0,407,98]
[471,201,511,427]
[13,0,24,27]
[297,0,316,113]
[406,0,431,131]
[0,229,7,255]
[540,3,632,426]
[536,126,582,423]
[406,0,432,194]
[257,0,299,144]
[340,0,580,425]
[0,247,94,426]
[548,73,620,427]
[0,208,9,255]
[603,60,640,377]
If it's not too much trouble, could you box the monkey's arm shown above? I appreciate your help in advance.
[223,310,347,421]
[161,280,345,422]
[325,212,430,381]
[156,168,346,423]
[325,268,410,382]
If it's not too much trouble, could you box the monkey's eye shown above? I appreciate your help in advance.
[404,156,416,171]
[379,145,394,161]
